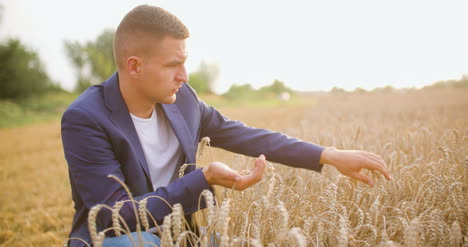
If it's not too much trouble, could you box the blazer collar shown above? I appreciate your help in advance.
[103,73,152,181]
[102,72,195,177]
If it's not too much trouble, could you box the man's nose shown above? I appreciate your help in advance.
[176,65,189,83]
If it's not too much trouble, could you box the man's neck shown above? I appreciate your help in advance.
[119,74,154,119]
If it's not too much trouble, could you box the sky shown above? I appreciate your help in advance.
[1,0,467,93]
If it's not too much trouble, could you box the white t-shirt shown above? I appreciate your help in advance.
[130,105,183,191]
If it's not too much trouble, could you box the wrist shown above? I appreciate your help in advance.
[320,146,337,165]
[202,167,213,185]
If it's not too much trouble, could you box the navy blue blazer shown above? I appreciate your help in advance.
[61,72,325,247]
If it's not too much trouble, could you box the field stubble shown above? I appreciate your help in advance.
[0,88,466,246]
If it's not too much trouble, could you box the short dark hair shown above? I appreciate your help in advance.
[113,5,190,69]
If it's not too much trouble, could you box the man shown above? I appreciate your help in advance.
[61,5,391,247]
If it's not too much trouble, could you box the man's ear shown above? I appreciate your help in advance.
[126,56,142,79]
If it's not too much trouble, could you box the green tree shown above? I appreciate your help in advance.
[0,39,52,100]
[65,29,116,93]
[330,86,346,93]
[188,60,219,94]
[188,71,211,94]
[259,79,294,95]
[373,85,395,93]
[86,29,115,81]
[353,87,367,93]
[223,83,255,100]
[454,74,468,87]
[64,41,91,93]
[427,74,468,89]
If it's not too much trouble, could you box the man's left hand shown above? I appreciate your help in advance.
[320,147,392,186]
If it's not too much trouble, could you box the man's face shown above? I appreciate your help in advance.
[138,36,188,104]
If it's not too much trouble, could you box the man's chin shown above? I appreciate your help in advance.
[161,94,177,104]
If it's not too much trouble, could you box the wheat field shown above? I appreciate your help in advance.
[0,88,466,246]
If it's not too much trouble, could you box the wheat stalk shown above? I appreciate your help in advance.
[112,201,125,236]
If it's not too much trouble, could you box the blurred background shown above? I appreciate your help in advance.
[0,0,467,128]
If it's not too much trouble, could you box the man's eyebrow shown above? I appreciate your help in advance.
[166,55,187,65]
[166,59,185,66]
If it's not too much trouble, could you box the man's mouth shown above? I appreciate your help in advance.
[172,86,181,93]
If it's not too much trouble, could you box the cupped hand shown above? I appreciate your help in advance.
[202,154,266,191]
[321,147,392,186]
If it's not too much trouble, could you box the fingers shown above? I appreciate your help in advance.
[234,155,266,191]
[351,171,374,187]
[250,154,266,177]
[366,152,391,173]
[330,149,392,186]
[361,152,392,180]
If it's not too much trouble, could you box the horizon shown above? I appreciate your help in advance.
[215,76,467,94]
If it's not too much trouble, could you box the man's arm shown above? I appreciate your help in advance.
[197,99,325,172]
[192,88,391,185]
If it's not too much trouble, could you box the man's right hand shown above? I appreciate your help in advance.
[202,155,266,191]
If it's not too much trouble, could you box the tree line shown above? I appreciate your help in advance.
[1,21,466,102]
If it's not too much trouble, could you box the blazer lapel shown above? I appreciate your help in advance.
[103,73,152,182]
[161,103,196,164]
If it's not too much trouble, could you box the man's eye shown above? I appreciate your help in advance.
[167,63,180,67]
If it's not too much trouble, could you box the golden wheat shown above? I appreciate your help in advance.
[0,88,466,246]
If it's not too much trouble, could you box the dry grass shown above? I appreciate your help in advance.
[0,88,466,246]
[0,122,72,246]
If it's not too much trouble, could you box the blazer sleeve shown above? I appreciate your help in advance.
[191,90,326,172]
[61,107,212,232]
